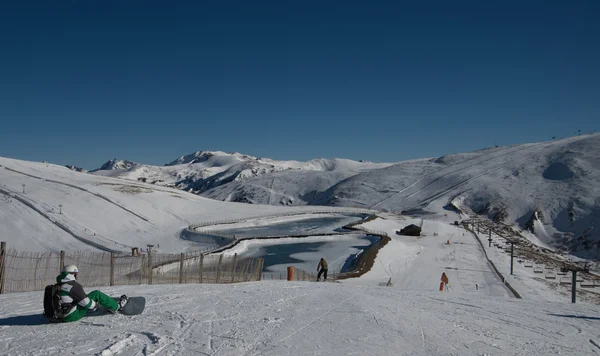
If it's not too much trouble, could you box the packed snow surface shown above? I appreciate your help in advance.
[1,282,599,355]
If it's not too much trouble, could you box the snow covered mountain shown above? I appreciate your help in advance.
[94,158,139,171]
[91,151,392,204]
[89,134,600,258]
[0,155,346,253]
[315,134,600,258]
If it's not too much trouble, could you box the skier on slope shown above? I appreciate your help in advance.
[55,265,128,322]
[317,258,328,281]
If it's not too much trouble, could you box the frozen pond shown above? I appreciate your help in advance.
[246,235,379,276]
[211,213,366,237]
[214,213,379,276]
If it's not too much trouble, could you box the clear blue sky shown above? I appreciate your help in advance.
[1,1,598,169]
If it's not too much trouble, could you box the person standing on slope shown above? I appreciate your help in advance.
[317,258,328,281]
[56,265,128,322]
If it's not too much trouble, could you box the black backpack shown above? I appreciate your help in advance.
[43,284,67,322]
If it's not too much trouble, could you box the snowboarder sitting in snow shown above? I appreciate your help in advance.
[56,265,128,322]
[317,258,328,281]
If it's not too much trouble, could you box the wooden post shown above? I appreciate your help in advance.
[148,250,153,285]
[0,242,6,294]
[179,253,185,284]
[243,259,250,282]
[60,250,65,271]
[254,259,262,281]
[242,259,250,282]
[216,255,223,283]
[287,266,294,281]
[140,254,145,285]
[199,254,204,284]
[110,252,115,286]
[231,253,237,283]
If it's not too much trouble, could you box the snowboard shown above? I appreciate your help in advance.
[114,296,145,315]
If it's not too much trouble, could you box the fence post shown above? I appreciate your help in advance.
[140,254,145,285]
[60,250,65,271]
[110,252,115,286]
[259,259,264,281]
[0,242,6,294]
[243,259,251,282]
[216,255,223,283]
[179,253,184,284]
[231,253,237,283]
[199,254,204,284]
[148,250,153,285]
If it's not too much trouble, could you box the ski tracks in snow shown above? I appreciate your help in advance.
[95,331,176,356]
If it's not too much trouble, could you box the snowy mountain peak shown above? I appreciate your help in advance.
[65,165,87,173]
[165,151,256,166]
[97,158,139,171]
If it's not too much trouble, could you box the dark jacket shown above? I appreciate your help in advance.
[318,259,328,270]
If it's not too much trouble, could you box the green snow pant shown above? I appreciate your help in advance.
[62,290,119,322]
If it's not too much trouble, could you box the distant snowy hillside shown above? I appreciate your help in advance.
[91,151,392,202]
[317,134,600,258]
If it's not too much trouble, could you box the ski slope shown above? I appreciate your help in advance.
[351,216,511,296]
[0,282,598,355]
[0,157,358,253]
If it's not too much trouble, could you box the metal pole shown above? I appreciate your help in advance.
[510,243,514,275]
[572,271,577,303]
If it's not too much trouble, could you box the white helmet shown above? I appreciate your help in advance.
[62,264,79,273]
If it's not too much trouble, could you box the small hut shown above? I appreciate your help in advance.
[396,224,422,236]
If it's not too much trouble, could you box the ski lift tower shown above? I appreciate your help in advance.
[561,262,590,303]
[505,239,520,275]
